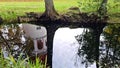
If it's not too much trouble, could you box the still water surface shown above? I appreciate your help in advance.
[53,28,96,68]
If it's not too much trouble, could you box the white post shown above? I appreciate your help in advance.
[33,39,38,53]
[42,38,47,52]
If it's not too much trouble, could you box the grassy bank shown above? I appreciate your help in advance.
[0,2,44,23]
[0,0,119,23]
[0,0,78,23]
[0,0,78,13]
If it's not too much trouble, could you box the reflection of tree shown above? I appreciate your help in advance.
[0,24,34,59]
[100,24,120,68]
[75,29,98,68]
[75,24,120,68]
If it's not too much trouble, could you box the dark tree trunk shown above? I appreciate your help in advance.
[0,17,3,25]
[91,23,106,68]
[92,29,101,68]
[42,0,59,20]
[46,24,58,68]
[98,0,108,16]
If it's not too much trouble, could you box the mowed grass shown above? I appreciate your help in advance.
[0,0,119,23]
[0,0,78,23]
[0,0,78,13]
[0,2,44,22]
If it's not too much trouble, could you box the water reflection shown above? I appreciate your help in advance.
[0,24,47,60]
[0,24,120,68]
[75,29,97,68]
[53,24,120,68]
[75,24,120,68]
[53,28,96,68]
[0,24,26,59]
[99,24,120,68]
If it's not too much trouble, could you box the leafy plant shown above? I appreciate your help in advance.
[75,29,97,67]
[78,0,120,14]
[99,24,120,68]
[0,52,47,68]
[0,24,48,68]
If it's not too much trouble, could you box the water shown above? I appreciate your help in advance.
[53,28,96,68]
[1,24,119,68]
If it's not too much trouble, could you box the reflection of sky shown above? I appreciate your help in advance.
[53,28,96,68]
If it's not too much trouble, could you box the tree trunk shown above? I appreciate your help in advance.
[42,0,59,20]
[46,24,58,68]
[92,23,106,68]
[93,29,100,68]
[98,0,108,16]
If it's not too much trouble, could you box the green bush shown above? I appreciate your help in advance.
[78,0,120,14]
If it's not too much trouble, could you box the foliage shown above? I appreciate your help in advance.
[78,0,120,14]
[75,24,120,68]
[0,24,48,68]
[78,0,101,12]
[0,51,47,68]
[0,24,36,59]
[99,24,120,68]
[75,29,97,67]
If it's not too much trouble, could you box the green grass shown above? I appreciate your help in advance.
[0,2,44,23]
[54,0,78,13]
[0,0,119,23]
[0,0,78,23]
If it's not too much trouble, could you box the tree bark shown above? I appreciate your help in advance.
[42,0,59,20]
[92,29,100,68]
[46,24,58,68]
[98,0,108,16]
[91,23,106,68]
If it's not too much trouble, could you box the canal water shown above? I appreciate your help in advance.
[2,24,119,68]
[1,24,96,68]
[53,28,96,68]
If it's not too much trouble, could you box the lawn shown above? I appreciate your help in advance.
[0,0,78,23]
[0,1,78,13]
[0,0,119,23]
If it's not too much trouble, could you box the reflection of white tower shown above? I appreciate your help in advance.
[22,23,47,56]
